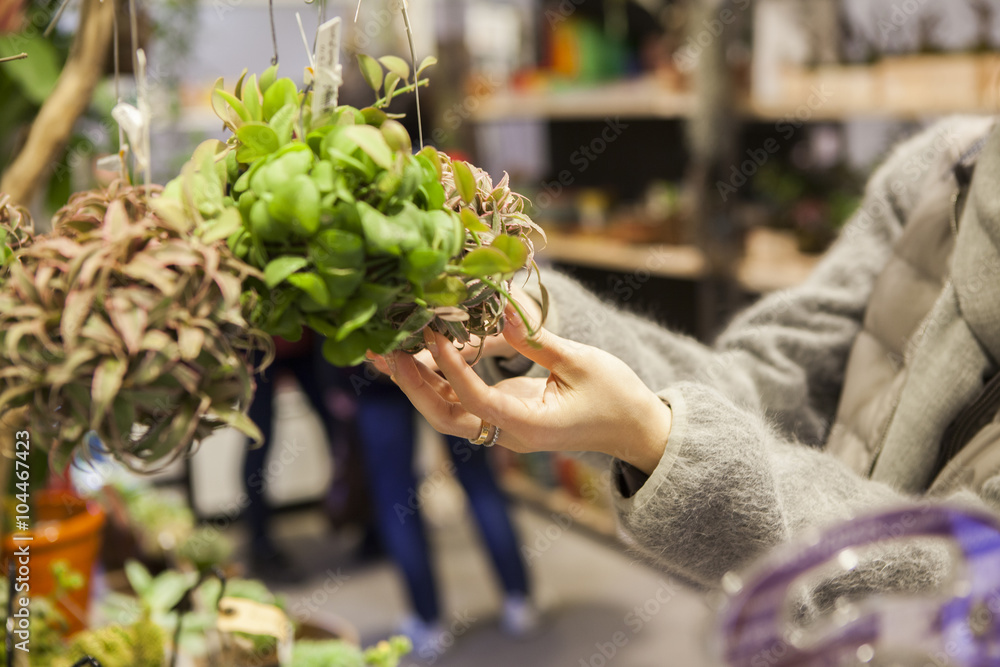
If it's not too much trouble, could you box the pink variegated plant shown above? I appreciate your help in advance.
[0,182,270,471]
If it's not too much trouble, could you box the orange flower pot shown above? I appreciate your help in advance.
[3,490,105,635]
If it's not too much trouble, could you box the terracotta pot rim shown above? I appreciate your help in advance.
[4,489,105,548]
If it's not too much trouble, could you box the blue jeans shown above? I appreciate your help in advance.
[355,381,530,623]
[244,349,341,554]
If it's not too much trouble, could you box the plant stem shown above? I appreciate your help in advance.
[0,53,27,64]
[473,275,539,339]
[374,78,429,108]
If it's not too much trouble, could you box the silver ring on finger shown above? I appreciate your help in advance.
[484,426,501,448]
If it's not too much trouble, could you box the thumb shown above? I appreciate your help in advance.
[502,302,580,374]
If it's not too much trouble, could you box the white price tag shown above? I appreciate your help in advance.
[312,16,343,118]
[216,596,292,643]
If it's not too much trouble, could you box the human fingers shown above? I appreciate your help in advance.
[414,357,460,402]
[501,303,583,375]
[365,353,392,376]
[389,351,482,439]
[428,330,534,427]
[411,347,440,373]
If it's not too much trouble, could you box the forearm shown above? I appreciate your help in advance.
[612,382,909,587]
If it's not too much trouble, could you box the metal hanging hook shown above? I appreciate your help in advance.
[269,0,279,65]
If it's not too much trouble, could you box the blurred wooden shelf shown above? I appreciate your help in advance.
[751,55,1000,120]
[473,55,1000,123]
[500,468,618,540]
[537,227,820,292]
[472,76,697,121]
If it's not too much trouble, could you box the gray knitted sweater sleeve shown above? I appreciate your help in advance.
[493,119,982,590]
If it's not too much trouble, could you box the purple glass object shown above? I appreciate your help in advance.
[716,505,1000,667]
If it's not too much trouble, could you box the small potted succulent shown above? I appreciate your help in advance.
[159,57,544,367]
[101,560,411,667]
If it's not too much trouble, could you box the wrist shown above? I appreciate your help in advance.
[617,395,672,476]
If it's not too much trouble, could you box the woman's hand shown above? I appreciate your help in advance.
[372,303,672,475]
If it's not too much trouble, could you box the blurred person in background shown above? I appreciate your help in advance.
[352,371,539,658]
[242,330,345,582]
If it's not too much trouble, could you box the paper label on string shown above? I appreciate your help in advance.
[312,16,343,118]
[216,596,292,643]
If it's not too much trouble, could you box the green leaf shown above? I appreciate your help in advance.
[361,107,387,127]
[211,404,264,444]
[264,256,310,288]
[491,235,529,269]
[358,202,423,256]
[379,55,410,82]
[108,292,148,355]
[269,174,320,235]
[461,246,514,277]
[417,181,446,211]
[249,199,283,241]
[322,330,369,367]
[263,78,299,121]
[403,248,447,285]
[383,73,401,107]
[110,396,136,443]
[311,160,335,192]
[259,64,279,93]
[312,229,364,268]
[335,297,378,341]
[178,326,206,361]
[233,68,249,100]
[269,103,298,146]
[305,315,339,337]
[418,146,443,179]
[242,73,262,120]
[343,125,394,170]
[202,207,244,244]
[322,268,364,300]
[210,76,230,124]
[461,208,490,233]
[424,276,467,307]
[380,120,411,154]
[360,282,403,308]
[0,34,61,104]
[235,122,280,163]
[288,272,331,306]
[452,160,477,206]
[91,358,126,429]
[357,54,384,93]
[416,55,439,76]
[213,88,252,124]
[268,144,314,182]
[125,560,154,596]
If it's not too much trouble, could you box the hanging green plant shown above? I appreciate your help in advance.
[160,58,544,367]
[0,192,34,272]
[0,181,271,471]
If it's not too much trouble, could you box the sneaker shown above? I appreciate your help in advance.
[500,594,540,638]
[399,614,448,662]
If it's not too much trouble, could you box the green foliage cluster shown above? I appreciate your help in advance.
[51,613,166,667]
[0,182,270,470]
[0,193,33,275]
[161,58,542,366]
[102,561,410,666]
[110,479,233,569]
[292,636,411,667]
